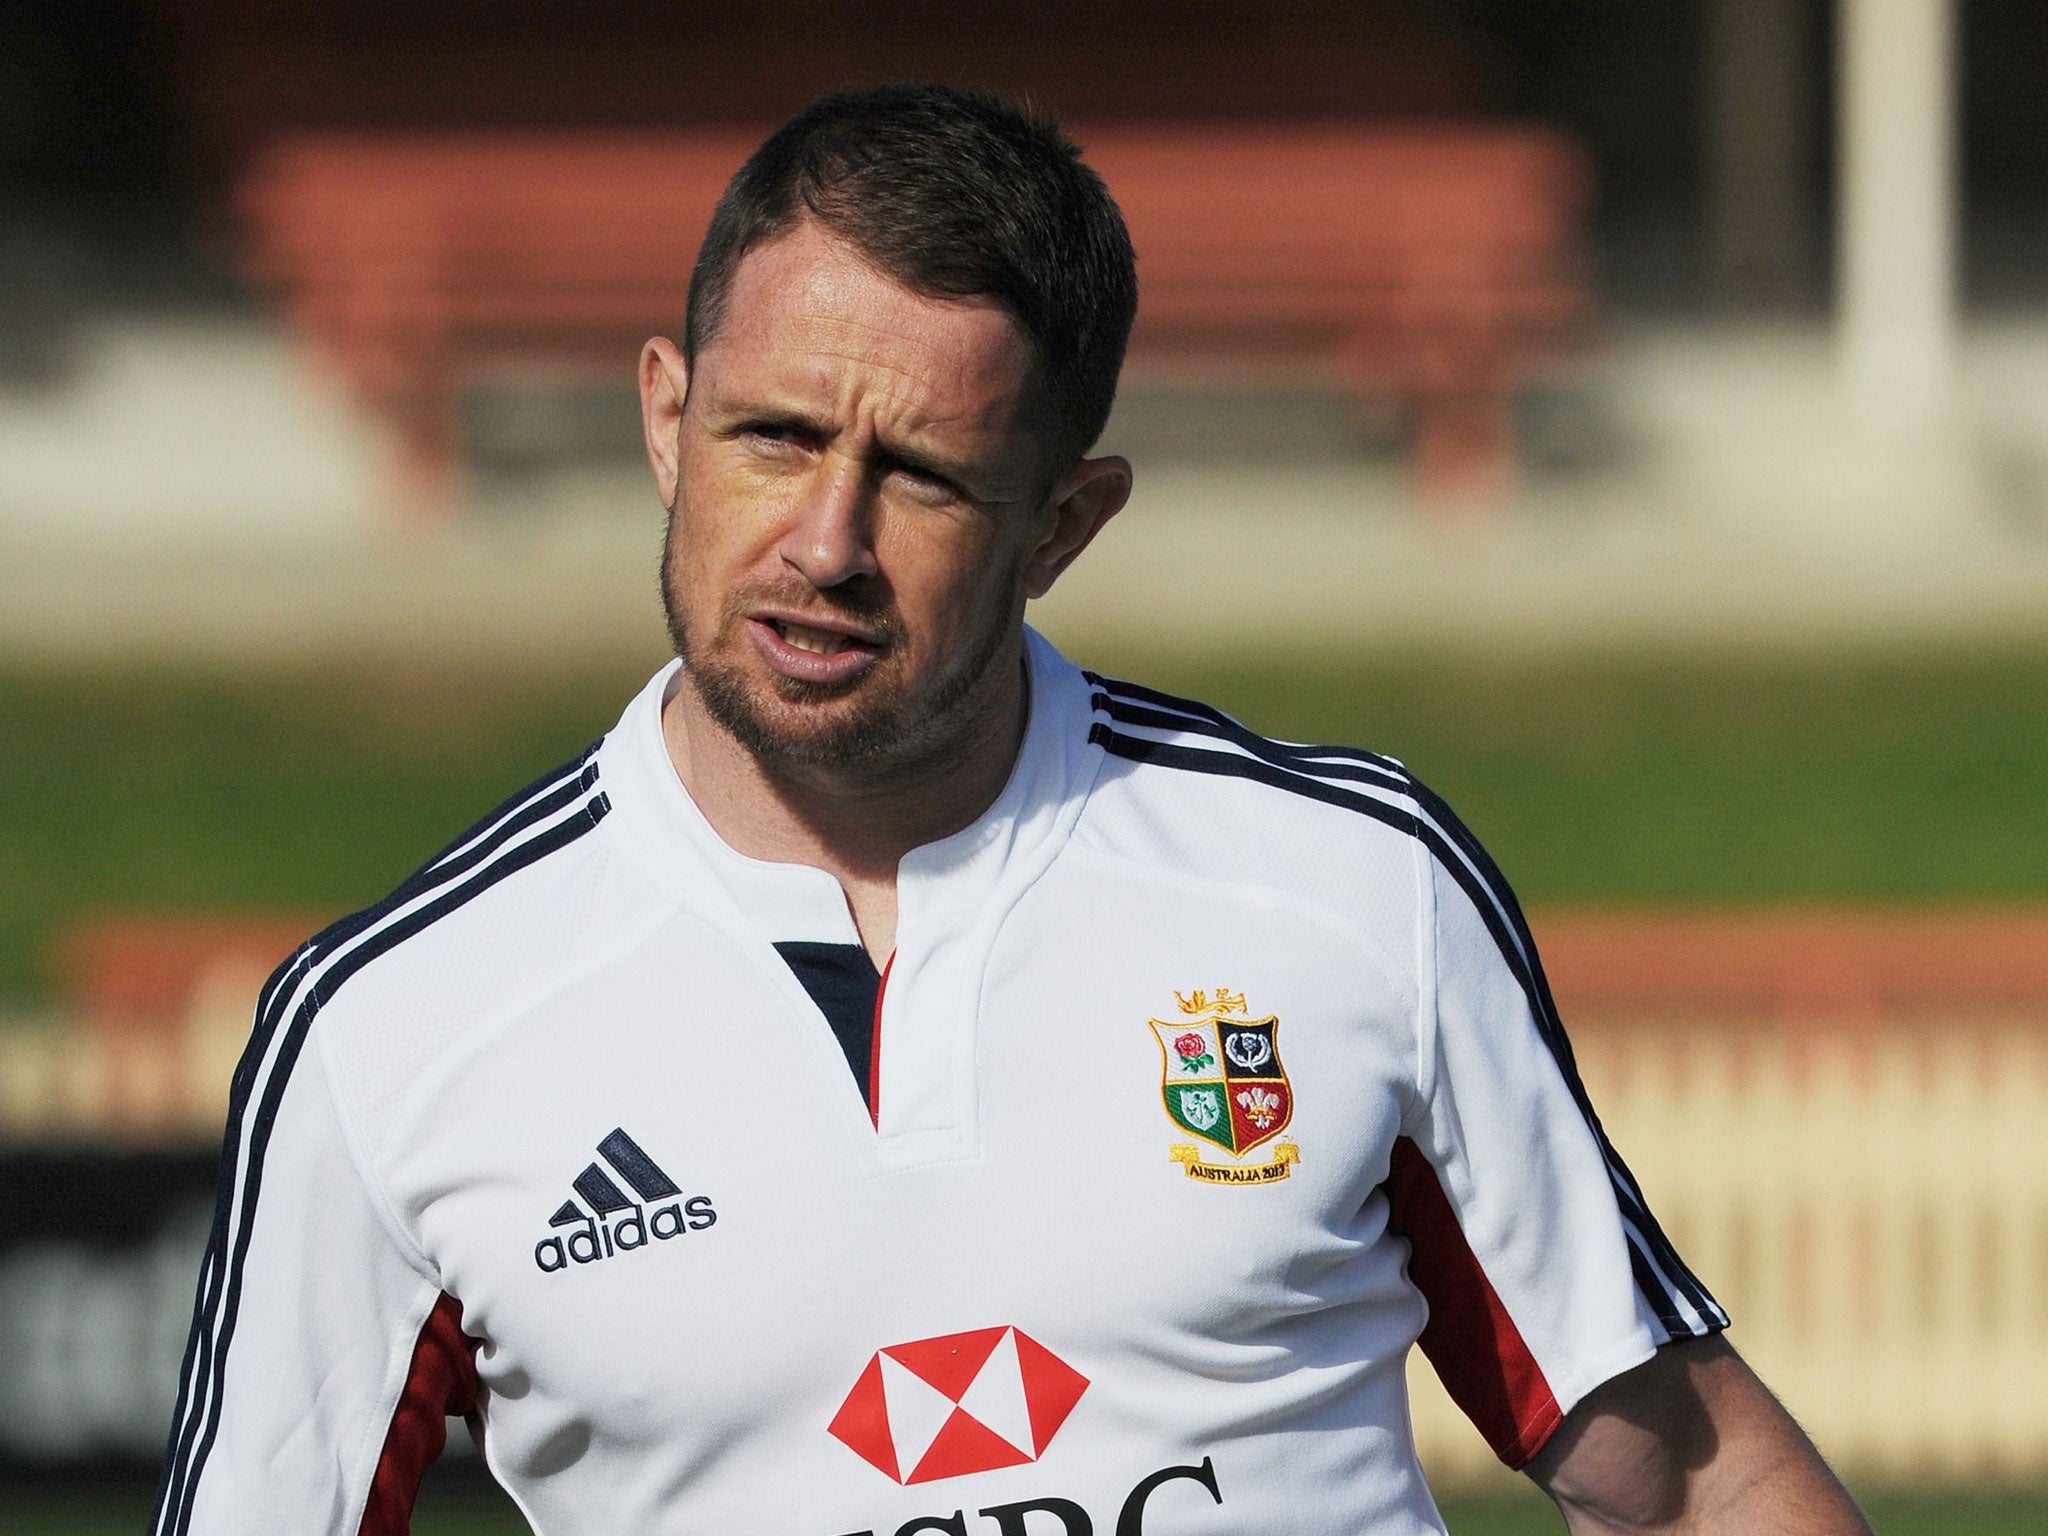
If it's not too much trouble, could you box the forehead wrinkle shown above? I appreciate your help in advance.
[701,221,1045,489]
[788,298,1026,416]
[740,333,1030,480]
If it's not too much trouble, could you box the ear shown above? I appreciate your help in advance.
[1022,454,1133,600]
[639,336,690,510]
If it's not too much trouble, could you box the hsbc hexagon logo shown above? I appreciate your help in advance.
[828,1325,1089,1485]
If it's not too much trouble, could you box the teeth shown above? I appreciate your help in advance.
[779,621,850,655]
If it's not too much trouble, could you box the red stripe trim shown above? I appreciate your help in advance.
[1384,1135,1562,1469]
[867,951,894,1128]
[359,1293,480,1536]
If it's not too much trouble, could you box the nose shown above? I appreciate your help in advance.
[779,455,880,590]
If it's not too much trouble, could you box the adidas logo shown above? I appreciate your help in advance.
[532,1127,716,1274]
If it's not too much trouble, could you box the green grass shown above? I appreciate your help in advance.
[1433,1470,2048,1533]
[0,660,645,1005]
[1113,642,2048,907]
[1437,1490,2048,1534]
[3,642,2045,1005]
[5,1484,2041,1534]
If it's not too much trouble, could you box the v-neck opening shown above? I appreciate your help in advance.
[773,941,892,1121]
[598,630,1110,1164]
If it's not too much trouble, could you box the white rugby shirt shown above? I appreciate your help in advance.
[154,629,1725,1536]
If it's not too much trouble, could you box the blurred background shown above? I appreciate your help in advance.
[2,2,2045,1531]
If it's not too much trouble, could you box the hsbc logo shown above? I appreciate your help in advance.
[827,1328,1227,1536]
[828,1325,1087,1484]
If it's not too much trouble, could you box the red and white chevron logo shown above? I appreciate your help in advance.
[827,1325,1089,1485]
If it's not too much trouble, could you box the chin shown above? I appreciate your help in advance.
[693,666,917,771]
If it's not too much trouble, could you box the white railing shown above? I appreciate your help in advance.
[1414,1009,2048,1486]
[4,911,2046,1482]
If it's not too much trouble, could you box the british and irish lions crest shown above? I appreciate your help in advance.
[1150,988,1299,1185]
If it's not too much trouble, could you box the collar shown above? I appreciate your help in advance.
[594,626,1103,952]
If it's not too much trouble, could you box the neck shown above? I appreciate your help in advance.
[660,644,1030,890]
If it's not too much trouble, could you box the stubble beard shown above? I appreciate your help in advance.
[660,517,1024,782]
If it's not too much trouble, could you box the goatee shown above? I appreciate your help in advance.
[660,543,1019,778]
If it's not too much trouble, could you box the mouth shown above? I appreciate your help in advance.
[746,612,887,685]
[774,619,862,656]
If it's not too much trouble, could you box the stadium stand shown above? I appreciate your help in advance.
[25,916,315,1141]
[237,127,1590,517]
[1537,908,2048,1015]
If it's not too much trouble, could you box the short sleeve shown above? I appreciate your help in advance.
[1389,810,1727,1469]
[152,983,478,1536]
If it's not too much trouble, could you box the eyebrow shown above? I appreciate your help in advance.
[716,400,991,496]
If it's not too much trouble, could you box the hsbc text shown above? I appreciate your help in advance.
[835,1457,1222,1536]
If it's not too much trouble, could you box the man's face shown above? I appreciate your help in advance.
[653,220,1065,778]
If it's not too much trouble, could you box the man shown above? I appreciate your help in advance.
[155,85,1870,1535]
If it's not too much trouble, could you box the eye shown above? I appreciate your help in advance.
[884,456,965,505]
[724,415,818,455]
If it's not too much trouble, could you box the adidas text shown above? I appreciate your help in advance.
[533,1196,717,1273]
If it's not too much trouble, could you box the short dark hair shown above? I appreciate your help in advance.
[684,82,1138,470]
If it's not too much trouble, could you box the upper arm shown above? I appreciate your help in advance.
[1392,801,1725,1467]
[153,1002,473,1536]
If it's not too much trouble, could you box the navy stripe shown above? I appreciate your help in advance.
[1121,693,1721,1327]
[1095,693,1410,793]
[152,941,322,1535]
[774,940,884,1110]
[168,796,606,1536]
[1403,776,1725,1329]
[1086,693,1727,1328]
[1626,1237,1686,1337]
[1086,672,1405,775]
[156,770,609,1536]
[549,1200,588,1229]
[154,749,602,1535]
[573,1164,634,1216]
[1170,719,1722,1332]
[599,1127,681,1201]
[1092,722,1725,1336]
[1105,720,1712,1335]
[401,751,601,896]
[171,797,607,1536]
[149,1221,216,1524]
[418,747,601,877]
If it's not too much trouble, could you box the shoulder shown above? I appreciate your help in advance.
[300,742,616,1006]
[252,741,659,1149]
[1078,667,1431,858]
[1073,666,1530,947]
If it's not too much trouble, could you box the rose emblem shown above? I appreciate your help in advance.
[1173,1031,1215,1074]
